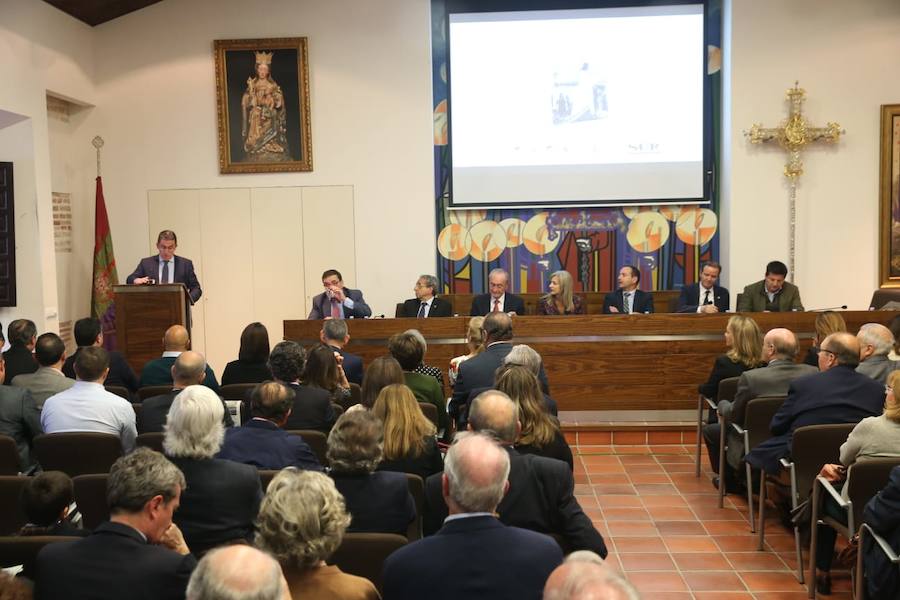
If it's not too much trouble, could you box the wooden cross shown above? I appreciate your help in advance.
[744,82,844,281]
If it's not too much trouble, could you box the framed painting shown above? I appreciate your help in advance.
[880,104,900,287]
[214,37,312,173]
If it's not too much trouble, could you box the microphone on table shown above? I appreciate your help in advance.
[805,305,848,312]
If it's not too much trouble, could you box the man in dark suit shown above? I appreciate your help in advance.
[319,319,363,386]
[384,430,563,600]
[126,229,202,303]
[736,260,803,312]
[602,266,654,314]
[676,261,730,313]
[307,269,371,320]
[63,317,140,391]
[269,341,336,433]
[140,325,220,392]
[745,332,885,475]
[2,319,37,385]
[0,356,42,471]
[11,332,73,409]
[34,448,196,600]
[449,312,550,428]
[470,268,526,316]
[862,465,900,600]
[217,381,322,471]
[399,274,453,318]
[425,391,606,557]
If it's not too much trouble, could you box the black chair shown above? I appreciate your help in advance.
[418,402,439,430]
[136,432,165,453]
[405,473,424,541]
[259,469,279,491]
[73,474,109,530]
[0,535,81,568]
[220,383,257,401]
[0,434,20,475]
[105,385,131,401]
[332,403,345,418]
[132,403,143,433]
[137,385,173,401]
[869,289,900,310]
[0,476,29,535]
[287,430,327,466]
[856,522,900,600]
[33,433,123,477]
[694,376,740,479]
[329,533,408,592]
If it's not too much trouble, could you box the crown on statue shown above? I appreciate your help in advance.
[254,51,273,66]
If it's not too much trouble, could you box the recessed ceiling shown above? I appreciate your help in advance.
[42,0,165,27]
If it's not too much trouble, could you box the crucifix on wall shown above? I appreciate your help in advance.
[744,81,844,281]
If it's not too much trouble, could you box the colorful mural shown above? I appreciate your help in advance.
[431,0,722,295]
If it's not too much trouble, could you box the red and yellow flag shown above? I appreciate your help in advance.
[91,176,119,350]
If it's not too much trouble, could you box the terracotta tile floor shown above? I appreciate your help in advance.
[575,444,853,599]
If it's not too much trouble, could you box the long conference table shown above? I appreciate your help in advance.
[284,311,892,412]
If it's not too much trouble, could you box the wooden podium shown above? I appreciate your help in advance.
[113,284,191,375]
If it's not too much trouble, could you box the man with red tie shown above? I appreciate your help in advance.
[307,269,372,320]
[469,268,526,316]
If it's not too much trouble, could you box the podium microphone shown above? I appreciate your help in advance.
[806,304,848,312]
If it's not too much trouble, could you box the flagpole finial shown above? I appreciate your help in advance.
[92,136,104,177]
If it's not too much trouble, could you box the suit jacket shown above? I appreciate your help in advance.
[469,293,526,316]
[383,515,563,600]
[863,465,900,600]
[139,389,233,434]
[328,345,363,386]
[0,385,41,471]
[736,279,803,312]
[856,355,900,385]
[64,348,140,391]
[745,365,884,473]
[284,382,336,433]
[308,288,372,320]
[330,471,416,535]
[676,283,730,313]
[34,521,197,600]
[139,356,220,393]
[126,255,202,303]
[2,344,37,386]
[168,455,262,556]
[423,448,607,556]
[11,367,74,409]
[399,297,453,318]
[217,419,323,471]
[602,289,654,314]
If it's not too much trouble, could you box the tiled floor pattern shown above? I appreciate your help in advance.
[574,443,853,600]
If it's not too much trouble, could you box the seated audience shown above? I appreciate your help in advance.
[163,385,262,556]
[373,383,443,480]
[140,351,233,433]
[538,270,586,315]
[217,381,322,471]
[383,432,563,600]
[255,469,379,600]
[186,545,287,600]
[269,341,336,433]
[406,329,444,387]
[399,274,453,318]
[359,356,404,410]
[736,259,804,312]
[3,319,38,385]
[803,311,847,366]
[863,464,900,600]
[495,365,572,470]
[602,266,654,314]
[856,322,900,384]
[327,410,415,535]
[448,316,484,387]
[675,261,730,314]
[34,448,196,600]
[19,471,87,538]
[544,550,641,600]
[321,319,364,386]
[503,344,557,415]
[62,317,139,391]
[11,333,73,408]
[389,332,448,434]
[0,356,42,472]
[140,325,220,392]
[221,322,272,386]
[41,347,137,452]
[302,344,352,406]
[698,314,763,403]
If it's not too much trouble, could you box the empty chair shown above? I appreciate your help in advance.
[0,476,29,535]
[73,474,109,530]
[136,432,165,453]
[33,433,123,477]
[219,383,256,402]
[329,533,408,592]
[418,402,439,430]
[0,435,20,476]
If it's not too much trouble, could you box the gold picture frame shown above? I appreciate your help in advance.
[214,37,312,174]
[880,104,900,287]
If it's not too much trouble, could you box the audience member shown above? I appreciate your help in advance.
[140,325,220,391]
[269,341,336,433]
[217,381,322,471]
[0,571,31,600]
[469,268,526,316]
[34,448,196,600]
[803,311,847,366]
[856,322,900,384]
[140,351,233,434]
[538,270,586,315]
[424,391,607,557]
[221,322,272,386]
[406,329,445,387]
[383,432,563,600]
[19,471,86,538]
[326,410,415,535]
[698,314,763,404]
[373,383,443,480]
[303,344,352,406]
[41,347,137,452]
[308,269,372,320]
[862,464,900,599]
[676,261,730,314]
[543,550,641,600]
[186,545,287,600]
[255,469,379,600]
[889,313,900,361]
[321,319,364,386]
[399,274,452,318]
[448,316,484,387]
[0,356,41,471]
[163,385,262,556]
[62,317,139,391]
[736,260,803,312]
[359,356,404,409]
[602,266,653,314]
[11,333,73,408]
[388,331,448,433]
[3,319,37,385]
[503,344,558,415]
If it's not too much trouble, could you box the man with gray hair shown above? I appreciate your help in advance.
[543,551,641,600]
[399,274,453,318]
[320,318,363,385]
[35,448,196,599]
[384,432,563,599]
[470,268,526,316]
[186,545,287,600]
[856,323,900,384]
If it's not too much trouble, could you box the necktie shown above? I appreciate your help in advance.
[703,290,711,305]
[493,299,500,312]
[330,298,341,319]
[417,302,428,318]
[623,292,631,314]
[161,260,169,284]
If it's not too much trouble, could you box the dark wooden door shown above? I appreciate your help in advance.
[0,163,16,306]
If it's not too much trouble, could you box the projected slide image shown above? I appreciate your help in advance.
[551,63,608,125]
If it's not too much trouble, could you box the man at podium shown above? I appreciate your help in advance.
[126,230,202,303]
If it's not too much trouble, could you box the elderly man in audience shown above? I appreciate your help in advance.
[140,325,220,391]
[269,341,336,432]
[856,322,900,384]
[384,431,563,599]
[163,385,262,556]
[424,391,607,557]
[63,317,139,391]
[217,381,322,471]
[256,469,379,599]
[320,319,364,385]
[141,351,233,433]
[41,347,137,452]
[3,319,38,385]
[543,550,641,600]
[35,448,196,600]
[0,356,41,472]
[388,331,448,434]
[186,545,288,600]
[11,332,73,408]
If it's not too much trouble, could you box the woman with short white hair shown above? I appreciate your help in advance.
[164,385,262,556]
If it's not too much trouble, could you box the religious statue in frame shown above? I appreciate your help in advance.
[214,37,313,173]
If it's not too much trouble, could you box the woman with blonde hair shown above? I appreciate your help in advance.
[698,314,764,401]
[373,384,443,479]
[538,270,586,315]
[495,365,573,470]
[448,316,485,387]
[804,311,847,366]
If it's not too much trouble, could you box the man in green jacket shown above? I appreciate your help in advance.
[736,260,804,312]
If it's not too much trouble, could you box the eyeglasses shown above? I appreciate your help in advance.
[819,348,836,358]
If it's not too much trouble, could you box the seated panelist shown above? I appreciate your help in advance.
[307,269,371,320]
[537,270,585,315]
[736,260,803,312]
[676,261,730,313]
[470,268,526,316]
[398,274,452,318]
[602,266,654,314]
